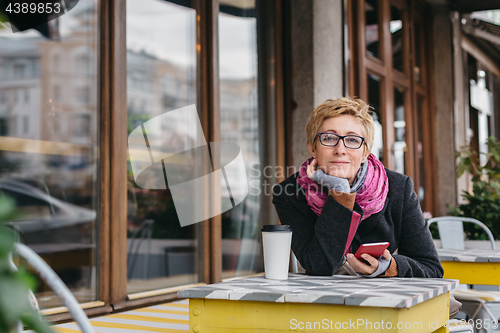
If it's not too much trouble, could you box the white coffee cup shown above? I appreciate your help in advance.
[261,224,293,280]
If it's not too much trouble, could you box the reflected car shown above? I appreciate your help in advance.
[0,178,96,246]
[0,177,98,292]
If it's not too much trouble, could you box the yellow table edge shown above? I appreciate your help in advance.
[441,261,500,285]
[188,292,450,333]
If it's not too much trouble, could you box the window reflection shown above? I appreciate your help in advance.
[391,5,404,72]
[367,74,384,162]
[393,87,406,174]
[126,0,201,294]
[219,0,267,278]
[0,1,99,308]
[365,0,380,58]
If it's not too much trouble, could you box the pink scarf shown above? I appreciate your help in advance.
[297,154,388,220]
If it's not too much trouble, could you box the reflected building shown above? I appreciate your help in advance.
[0,2,98,195]
[220,76,261,277]
[127,49,195,131]
[0,1,100,308]
[0,37,41,141]
[125,43,200,288]
[125,45,262,281]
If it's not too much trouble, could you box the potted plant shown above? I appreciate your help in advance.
[0,197,53,333]
[448,136,500,240]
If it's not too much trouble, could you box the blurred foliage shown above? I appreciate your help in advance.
[447,136,500,240]
[0,198,53,333]
[428,221,439,239]
[0,11,7,24]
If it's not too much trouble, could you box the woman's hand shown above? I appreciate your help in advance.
[346,249,392,276]
[306,158,318,179]
[307,159,351,193]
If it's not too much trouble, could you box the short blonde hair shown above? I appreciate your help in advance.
[305,97,375,154]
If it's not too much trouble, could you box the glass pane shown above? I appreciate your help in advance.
[414,23,422,82]
[367,74,384,162]
[0,1,99,308]
[393,87,406,174]
[126,0,201,294]
[391,5,404,72]
[416,96,425,210]
[365,0,380,58]
[471,66,492,163]
[219,0,268,279]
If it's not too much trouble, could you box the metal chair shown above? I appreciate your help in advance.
[428,216,499,333]
[427,216,496,250]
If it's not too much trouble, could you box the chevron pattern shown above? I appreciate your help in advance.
[178,273,459,309]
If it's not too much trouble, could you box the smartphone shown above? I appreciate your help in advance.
[354,242,390,260]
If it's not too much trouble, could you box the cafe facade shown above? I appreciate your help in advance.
[0,0,499,321]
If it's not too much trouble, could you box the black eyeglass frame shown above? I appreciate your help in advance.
[315,132,366,149]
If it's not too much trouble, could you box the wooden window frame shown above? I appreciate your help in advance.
[348,0,437,214]
[275,0,286,185]
[366,71,388,162]
[48,0,286,321]
[110,0,221,310]
[390,0,410,79]
[462,36,500,78]
[410,4,436,214]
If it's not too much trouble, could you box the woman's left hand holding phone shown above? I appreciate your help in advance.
[346,249,392,276]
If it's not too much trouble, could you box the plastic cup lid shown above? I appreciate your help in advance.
[261,224,292,232]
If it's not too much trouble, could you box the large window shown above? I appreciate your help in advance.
[0,1,99,309]
[218,0,277,279]
[0,0,282,318]
[125,0,202,295]
[122,0,280,302]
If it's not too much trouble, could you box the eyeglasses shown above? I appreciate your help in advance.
[315,132,365,149]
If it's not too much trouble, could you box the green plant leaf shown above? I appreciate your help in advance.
[21,312,54,333]
[453,138,500,240]
[0,277,33,329]
[0,197,17,223]
[457,162,467,178]
[0,198,53,333]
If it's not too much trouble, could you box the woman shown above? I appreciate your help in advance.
[272,97,443,278]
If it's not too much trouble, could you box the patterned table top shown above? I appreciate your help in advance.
[177,273,458,309]
[437,248,500,262]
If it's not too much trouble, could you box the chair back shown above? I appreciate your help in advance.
[14,243,95,333]
[428,216,496,250]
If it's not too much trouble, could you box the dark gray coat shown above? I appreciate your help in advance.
[272,169,444,277]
